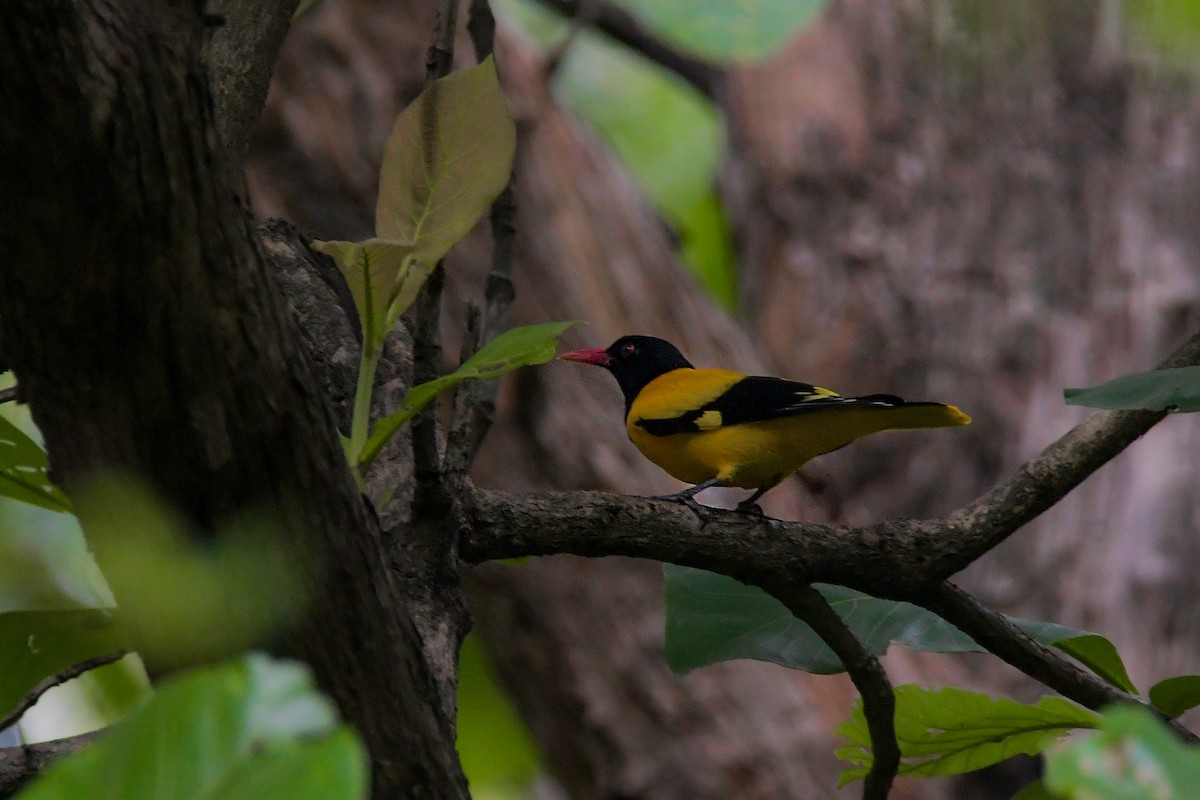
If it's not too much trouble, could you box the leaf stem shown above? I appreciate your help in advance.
[348,344,381,474]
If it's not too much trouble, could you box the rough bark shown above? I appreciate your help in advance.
[0,3,465,798]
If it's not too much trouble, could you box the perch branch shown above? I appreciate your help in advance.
[0,731,104,796]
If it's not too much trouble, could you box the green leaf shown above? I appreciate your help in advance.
[360,320,580,467]
[0,415,70,512]
[1064,366,1200,412]
[609,0,826,61]
[0,608,128,726]
[375,55,515,274]
[310,238,416,351]
[1126,0,1200,66]
[1054,635,1138,694]
[1045,704,1200,800]
[1149,675,1200,718]
[837,686,1101,784]
[16,654,367,800]
[1011,780,1061,800]
[664,566,1089,674]
[496,0,738,308]
[456,634,539,793]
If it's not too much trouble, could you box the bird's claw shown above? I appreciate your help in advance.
[651,492,712,523]
[735,500,768,519]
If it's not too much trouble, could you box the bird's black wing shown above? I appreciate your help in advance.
[636,376,910,436]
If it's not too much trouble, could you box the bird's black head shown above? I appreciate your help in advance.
[560,335,694,412]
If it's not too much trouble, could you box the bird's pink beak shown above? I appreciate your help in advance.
[558,347,611,366]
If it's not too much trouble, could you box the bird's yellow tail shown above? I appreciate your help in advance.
[879,402,971,431]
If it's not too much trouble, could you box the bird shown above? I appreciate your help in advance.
[559,335,971,517]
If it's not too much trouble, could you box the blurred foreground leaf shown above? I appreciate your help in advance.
[837,686,1100,784]
[74,478,306,673]
[1045,705,1200,799]
[664,566,1089,674]
[16,654,367,800]
[1064,366,1200,412]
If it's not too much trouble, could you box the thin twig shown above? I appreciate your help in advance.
[921,583,1198,742]
[543,0,600,81]
[411,0,460,483]
[446,0,521,474]
[0,386,15,404]
[425,0,459,82]
[531,0,721,99]
[765,581,898,800]
[0,651,127,733]
[446,304,483,475]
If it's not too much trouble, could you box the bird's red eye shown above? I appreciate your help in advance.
[622,343,636,357]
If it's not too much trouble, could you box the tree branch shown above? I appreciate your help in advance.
[920,583,1198,742]
[0,731,103,797]
[0,386,15,404]
[764,581,898,800]
[0,651,127,734]
[938,328,1200,576]
[532,0,721,99]
[204,0,300,165]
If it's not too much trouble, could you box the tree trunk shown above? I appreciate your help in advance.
[0,3,467,798]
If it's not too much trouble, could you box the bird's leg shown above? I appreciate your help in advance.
[735,478,782,518]
[651,478,721,522]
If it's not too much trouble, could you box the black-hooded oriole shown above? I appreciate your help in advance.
[560,335,971,514]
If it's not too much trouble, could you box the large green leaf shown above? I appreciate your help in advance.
[1149,675,1200,719]
[361,320,580,467]
[1045,705,1200,799]
[16,654,367,800]
[0,608,128,726]
[837,685,1101,784]
[0,415,70,512]
[375,55,515,286]
[664,566,1088,674]
[1054,635,1138,695]
[1064,366,1200,412]
[610,0,825,61]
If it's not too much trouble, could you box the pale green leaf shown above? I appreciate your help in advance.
[16,654,367,800]
[1064,366,1200,412]
[1045,705,1200,799]
[0,416,70,512]
[837,686,1100,784]
[360,321,580,467]
[1149,675,1200,719]
[311,238,415,351]
[664,566,1088,674]
[375,56,515,267]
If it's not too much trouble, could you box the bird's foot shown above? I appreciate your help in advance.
[651,491,712,523]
